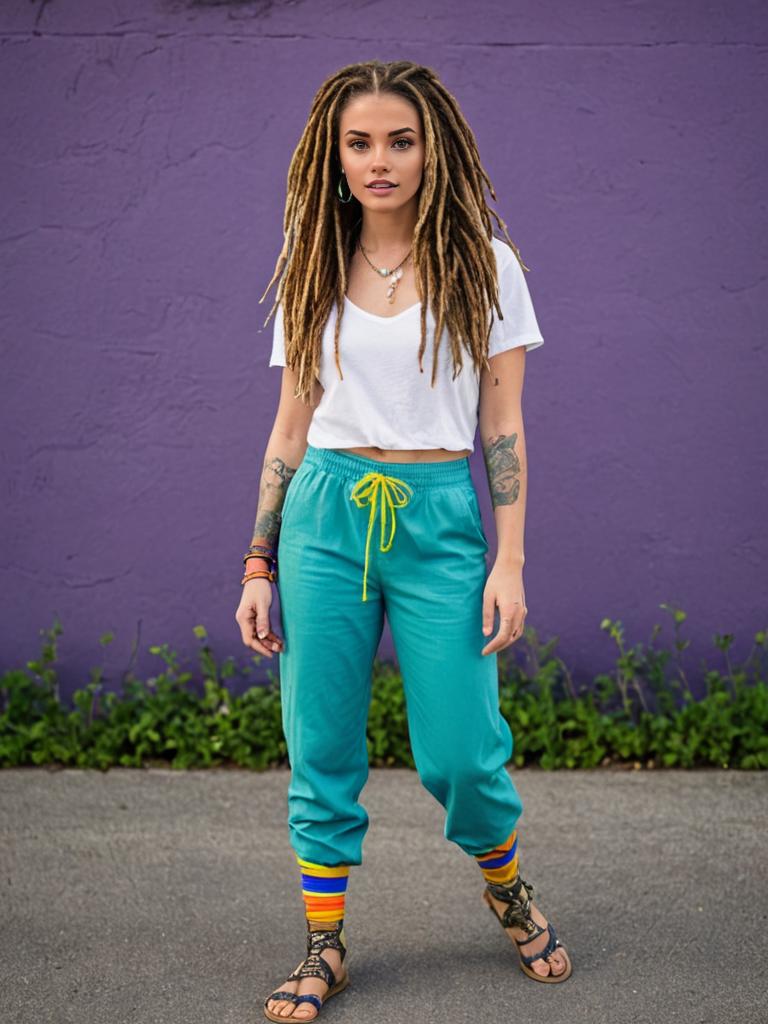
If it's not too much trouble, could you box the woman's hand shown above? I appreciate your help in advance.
[480,560,527,655]
[235,578,285,658]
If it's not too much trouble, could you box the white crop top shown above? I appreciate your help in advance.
[268,235,544,453]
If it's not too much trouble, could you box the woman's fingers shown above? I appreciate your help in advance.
[480,596,527,654]
[236,610,273,656]
[253,598,285,654]
[235,582,284,657]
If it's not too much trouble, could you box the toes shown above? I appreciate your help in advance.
[267,1000,296,1018]
[531,951,560,976]
[547,951,567,975]
[292,1006,318,1020]
[284,987,322,1020]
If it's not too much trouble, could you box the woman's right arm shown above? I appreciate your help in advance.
[235,367,322,658]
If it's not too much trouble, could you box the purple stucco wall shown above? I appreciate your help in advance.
[1,1,766,696]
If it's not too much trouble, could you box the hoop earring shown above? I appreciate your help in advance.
[337,171,353,204]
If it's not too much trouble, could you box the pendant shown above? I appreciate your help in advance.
[386,267,403,303]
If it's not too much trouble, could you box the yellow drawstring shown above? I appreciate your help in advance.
[349,472,414,601]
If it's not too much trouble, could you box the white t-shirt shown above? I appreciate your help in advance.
[268,235,544,453]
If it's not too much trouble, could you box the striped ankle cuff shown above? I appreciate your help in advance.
[474,829,520,885]
[296,855,350,923]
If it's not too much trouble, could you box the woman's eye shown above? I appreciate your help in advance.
[349,139,412,151]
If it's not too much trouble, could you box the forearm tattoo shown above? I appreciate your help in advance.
[482,432,521,507]
[250,455,299,547]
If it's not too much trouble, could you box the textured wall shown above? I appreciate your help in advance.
[1,0,766,695]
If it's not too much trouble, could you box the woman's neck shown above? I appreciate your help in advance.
[357,209,417,252]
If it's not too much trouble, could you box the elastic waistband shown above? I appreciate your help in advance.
[302,445,472,489]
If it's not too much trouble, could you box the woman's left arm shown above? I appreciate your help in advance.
[477,346,528,654]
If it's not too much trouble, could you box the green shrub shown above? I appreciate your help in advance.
[1,606,765,770]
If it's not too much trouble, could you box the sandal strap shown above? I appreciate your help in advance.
[515,923,547,946]
[286,953,336,989]
[268,919,346,1007]
[486,875,538,935]
[306,920,348,962]
[265,990,300,1006]
[518,921,561,967]
[285,919,348,989]
[294,994,323,1012]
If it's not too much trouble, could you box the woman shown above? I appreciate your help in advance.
[235,59,573,1022]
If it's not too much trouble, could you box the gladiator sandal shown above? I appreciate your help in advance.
[482,872,573,983]
[263,919,350,1021]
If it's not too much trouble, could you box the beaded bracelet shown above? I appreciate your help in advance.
[247,542,276,556]
[248,541,276,551]
[244,549,277,568]
[244,544,277,566]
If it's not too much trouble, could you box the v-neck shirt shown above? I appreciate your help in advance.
[268,235,544,453]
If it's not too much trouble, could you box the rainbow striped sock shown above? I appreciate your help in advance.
[296,855,350,925]
[474,828,520,886]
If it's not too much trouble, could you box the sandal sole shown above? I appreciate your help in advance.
[264,970,350,1021]
[482,888,573,983]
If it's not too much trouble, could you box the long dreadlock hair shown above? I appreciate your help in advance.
[259,59,531,405]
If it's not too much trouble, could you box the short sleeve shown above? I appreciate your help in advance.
[487,247,545,357]
[268,302,287,367]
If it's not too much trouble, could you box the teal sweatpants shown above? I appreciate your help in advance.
[275,444,523,866]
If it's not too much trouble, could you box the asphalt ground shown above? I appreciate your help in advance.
[0,765,766,1024]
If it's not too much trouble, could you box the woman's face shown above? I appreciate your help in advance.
[337,91,424,212]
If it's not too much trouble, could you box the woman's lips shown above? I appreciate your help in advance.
[366,183,397,193]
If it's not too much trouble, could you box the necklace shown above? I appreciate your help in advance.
[358,239,412,304]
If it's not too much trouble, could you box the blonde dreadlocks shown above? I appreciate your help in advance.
[259,59,531,405]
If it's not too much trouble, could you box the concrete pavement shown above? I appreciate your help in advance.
[0,765,766,1024]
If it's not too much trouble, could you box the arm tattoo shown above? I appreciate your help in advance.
[482,432,521,507]
[250,455,299,547]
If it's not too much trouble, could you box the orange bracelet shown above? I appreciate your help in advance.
[245,553,276,572]
[241,568,276,585]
